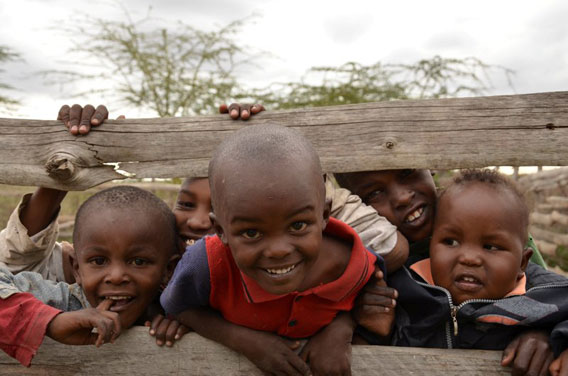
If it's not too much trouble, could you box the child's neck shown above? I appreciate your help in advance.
[298,234,351,291]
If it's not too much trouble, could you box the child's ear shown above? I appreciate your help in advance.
[518,246,534,279]
[209,212,228,244]
[322,198,332,230]
[162,253,182,286]
[70,250,81,286]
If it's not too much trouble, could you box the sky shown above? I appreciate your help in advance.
[0,0,567,119]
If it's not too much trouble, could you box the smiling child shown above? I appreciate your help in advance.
[0,186,180,366]
[384,170,568,375]
[161,124,383,375]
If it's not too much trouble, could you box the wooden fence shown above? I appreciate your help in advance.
[0,91,567,374]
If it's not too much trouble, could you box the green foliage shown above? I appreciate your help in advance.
[254,56,514,109]
[0,45,20,110]
[45,12,258,117]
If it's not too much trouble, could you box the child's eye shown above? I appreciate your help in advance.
[483,244,503,251]
[364,189,385,203]
[242,229,261,240]
[176,201,196,210]
[129,257,149,266]
[89,257,107,266]
[442,238,459,247]
[290,221,308,232]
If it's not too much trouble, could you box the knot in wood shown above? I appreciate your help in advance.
[45,153,77,181]
[385,141,395,149]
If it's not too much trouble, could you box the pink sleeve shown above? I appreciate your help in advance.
[0,292,62,367]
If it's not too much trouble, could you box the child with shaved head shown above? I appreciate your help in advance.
[0,186,182,366]
[161,124,385,375]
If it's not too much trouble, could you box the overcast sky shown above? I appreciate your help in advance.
[0,0,567,119]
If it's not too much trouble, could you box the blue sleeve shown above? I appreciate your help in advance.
[366,248,386,280]
[160,238,211,315]
[551,320,568,358]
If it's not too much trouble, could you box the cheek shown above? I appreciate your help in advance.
[369,202,397,225]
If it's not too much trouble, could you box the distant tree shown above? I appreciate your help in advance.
[46,12,258,117]
[253,56,514,109]
[0,46,20,110]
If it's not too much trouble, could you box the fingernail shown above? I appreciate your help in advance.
[157,340,163,346]
[79,125,88,133]
[71,125,78,133]
[92,119,99,125]
[150,329,155,335]
[166,341,173,347]
[392,299,396,306]
[384,307,390,312]
[175,334,180,340]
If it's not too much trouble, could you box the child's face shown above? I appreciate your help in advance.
[429,183,531,305]
[212,165,329,296]
[73,208,171,328]
[342,169,436,242]
[173,178,214,248]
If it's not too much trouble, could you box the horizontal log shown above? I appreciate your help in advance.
[1,91,568,190]
[0,327,510,375]
[530,211,568,227]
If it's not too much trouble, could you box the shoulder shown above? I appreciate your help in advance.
[526,262,568,288]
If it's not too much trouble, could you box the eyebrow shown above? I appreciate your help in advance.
[230,205,316,225]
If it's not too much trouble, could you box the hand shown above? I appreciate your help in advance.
[57,104,125,135]
[300,312,354,376]
[550,349,568,376]
[352,269,396,337]
[219,103,265,120]
[46,299,121,347]
[239,331,310,376]
[501,330,554,376]
[145,314,190,347]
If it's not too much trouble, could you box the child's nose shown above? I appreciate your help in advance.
[264,238,294,259]
[104,264,130,284]
[187,211,212,231]
[457,247,483,266]
[391,187,415,208]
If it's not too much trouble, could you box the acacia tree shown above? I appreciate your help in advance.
[253,56,514,109]
[0,45,20,111]
[46,14,257,117]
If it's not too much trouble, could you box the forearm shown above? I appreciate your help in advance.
[382,231,409,273]
[19,188,67,236]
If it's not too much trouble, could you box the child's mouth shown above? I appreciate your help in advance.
[404,206,425,224]
[454,275,483,292]
[103,296,135,312]
[265,264,297,275]
[186,238,196,246]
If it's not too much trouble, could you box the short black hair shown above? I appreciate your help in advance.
[208,124,323,210]
[73,185,177,253]
[441,169,529,239]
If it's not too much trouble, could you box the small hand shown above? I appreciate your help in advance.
[219,103,265,120]
[240,331,310,376]
[57,104,125,135]
[300,312,354,376]
[550,349,568,376]
[145,314,190,347]
[501,330,553,376]
[353,269,397,337]
[46,299,121,347]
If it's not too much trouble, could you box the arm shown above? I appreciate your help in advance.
[325,175,408,272]
[177,307,310,375]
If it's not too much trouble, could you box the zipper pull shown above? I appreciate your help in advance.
[451,306,458,336]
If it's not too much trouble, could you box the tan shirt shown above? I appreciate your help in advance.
[0,194,65,282]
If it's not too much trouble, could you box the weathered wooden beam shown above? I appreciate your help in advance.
[0,327,511,375]
[1,91,567,190]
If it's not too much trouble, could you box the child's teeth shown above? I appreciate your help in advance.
[406,207,424,223]
[186,239,195,246]
[106,296,131,300]
[266,265,296,275]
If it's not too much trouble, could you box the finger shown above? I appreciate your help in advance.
[165,320,181,346]
[79,104,95,135]
[358,294,396,308]
[362,285,398,299]
[69,104,83,135]
[250,104,265,114]
[240,104,252,120]
[93,316,113,347]
[219,103,229,114]
[100,311,121,343]
[57,105,71,126]
[91,105,109,127]
[539,352,554,376]
[96,298,114,311]
[175,324,190,341]
[149,314,164,336]
[511,343,535,376]
[549,357,560,376]
[289,355,311,376]
[116,115,125,120]
[155,317,171,346]
[228,103,240,119]
[373,269,384,281]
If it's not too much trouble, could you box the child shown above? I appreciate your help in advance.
[0,186,182,366]
[160,124,384,375]
[383,170,568,375]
